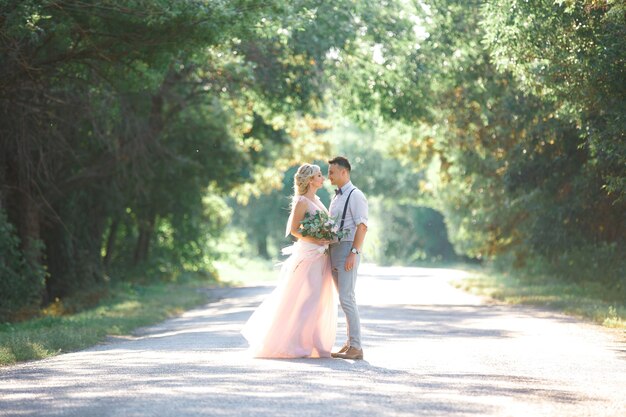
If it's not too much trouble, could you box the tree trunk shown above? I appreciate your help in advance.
[129,87,164,267]
[103,217,120,268]
[0,152,4,212]
[19,189,41,265]
[133,214,155,266]
[6,151,47,305]
[257,236,269,259]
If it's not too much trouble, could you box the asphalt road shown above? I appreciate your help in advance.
[1,265,625,416]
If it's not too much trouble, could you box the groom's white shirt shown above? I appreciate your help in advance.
[329,181,368,242]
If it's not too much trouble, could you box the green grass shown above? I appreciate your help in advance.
[0,277,214,367]
[214,257,280,286]
[454,269,626,330]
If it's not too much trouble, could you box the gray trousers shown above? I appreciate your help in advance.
[329,241,361,349]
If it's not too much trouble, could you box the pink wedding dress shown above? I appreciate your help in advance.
[241,196,337,358]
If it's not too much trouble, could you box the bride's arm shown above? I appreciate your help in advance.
[289,201,328,244]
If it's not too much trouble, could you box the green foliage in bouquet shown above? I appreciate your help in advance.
[300,211,349,241]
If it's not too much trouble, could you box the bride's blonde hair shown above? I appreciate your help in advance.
[293,163,320,196]
[285,163,321,237]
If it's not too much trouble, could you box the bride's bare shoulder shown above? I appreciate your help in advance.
[293,196,308,207]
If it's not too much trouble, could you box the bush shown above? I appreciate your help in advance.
[546,242,626,292]
[0,210,46,321]
[494,241,626,301]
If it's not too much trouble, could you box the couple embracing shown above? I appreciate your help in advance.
[241,156,368,360]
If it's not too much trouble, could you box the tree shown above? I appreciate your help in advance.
[328,0,625,286]
[483,0,626,203]
[0,0,350,315]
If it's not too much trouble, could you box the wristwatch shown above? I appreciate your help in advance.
[350,247,360,255]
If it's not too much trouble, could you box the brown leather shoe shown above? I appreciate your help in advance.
[331,344,350,358]
[334,346,363,360]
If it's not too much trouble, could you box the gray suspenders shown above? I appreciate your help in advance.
[339,188,356,240]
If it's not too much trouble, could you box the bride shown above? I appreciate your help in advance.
[241,163,337,358]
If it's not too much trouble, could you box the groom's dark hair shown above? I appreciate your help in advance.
[328,156,351,172]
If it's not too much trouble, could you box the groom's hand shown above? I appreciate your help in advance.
[345,253,356,271]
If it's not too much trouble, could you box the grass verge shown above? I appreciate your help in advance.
[214,257,279,286]
[0,277,214,367]
[454,269,626,330]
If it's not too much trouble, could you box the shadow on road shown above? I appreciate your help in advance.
[1,270,623,417]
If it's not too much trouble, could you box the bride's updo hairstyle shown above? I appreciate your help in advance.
[293,163,321,196]
[285,163,320,237]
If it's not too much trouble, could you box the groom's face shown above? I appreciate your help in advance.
[328,164,345,186]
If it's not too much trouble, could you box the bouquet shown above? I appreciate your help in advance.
[300,211,349,241]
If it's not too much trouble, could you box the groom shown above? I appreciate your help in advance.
[328,156,368,360]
